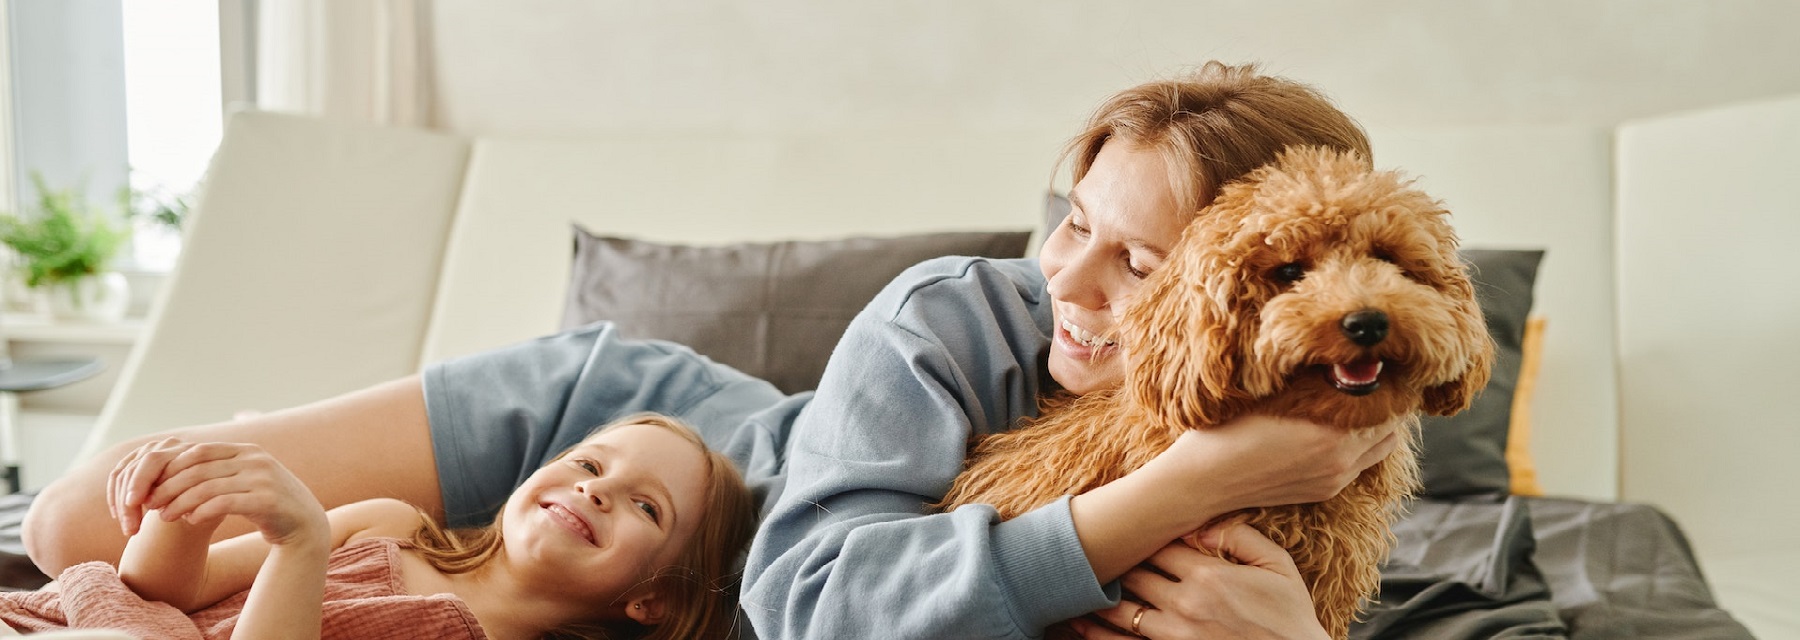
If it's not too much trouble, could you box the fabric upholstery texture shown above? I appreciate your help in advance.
[560,227,1033,394]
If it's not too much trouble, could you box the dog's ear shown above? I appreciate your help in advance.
[1422,283,1495,416]
[1122,221,1256,427]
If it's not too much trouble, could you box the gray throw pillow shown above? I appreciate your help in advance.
[562,226,1034,395]
[1042,191,1543,498]
[1418,249,1544,498]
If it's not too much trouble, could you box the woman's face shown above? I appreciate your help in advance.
[1039,139,1191,395]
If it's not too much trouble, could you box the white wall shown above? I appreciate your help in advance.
[427,0,1800,136]
[1372,126,1618,500]
[420,0,1799,503]
[1615,96,1800,639]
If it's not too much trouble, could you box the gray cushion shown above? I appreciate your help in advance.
[561,226,1033,394]
[1043,191,1543,498]
[1043,190,1072,236]
[1419,248,1544,498]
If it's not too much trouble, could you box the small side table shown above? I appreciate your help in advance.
[0,357,103,494]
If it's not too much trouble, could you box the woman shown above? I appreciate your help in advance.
[28,61,1388,639]
[743,62,1382,639]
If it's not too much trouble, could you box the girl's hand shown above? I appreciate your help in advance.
[1070,522,1329,640]
[1166,414,1401,515]
[108,437,201,537]
[112,440,326,547]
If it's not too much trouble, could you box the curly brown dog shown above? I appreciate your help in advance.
[938,146,1494,639]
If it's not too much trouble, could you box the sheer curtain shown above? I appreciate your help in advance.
[224,0,434,127]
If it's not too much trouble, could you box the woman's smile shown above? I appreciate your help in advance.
[1039,139,1189,395]
[1054,316,1120,361]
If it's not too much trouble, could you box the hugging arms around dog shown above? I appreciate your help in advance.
[24,62,1396,639]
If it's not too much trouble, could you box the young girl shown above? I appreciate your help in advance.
[3,414,755,640]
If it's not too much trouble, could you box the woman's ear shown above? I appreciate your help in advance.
[625,593,668,626]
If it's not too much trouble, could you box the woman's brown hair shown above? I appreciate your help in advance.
[1064,61,1372,216]
[411,414,758,639]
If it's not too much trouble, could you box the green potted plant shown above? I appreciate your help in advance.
[0,174,131,322]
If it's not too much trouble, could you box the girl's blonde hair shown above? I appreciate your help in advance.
[411,414,757,640]
[1064,61,1372,216]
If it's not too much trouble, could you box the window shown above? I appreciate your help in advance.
[122,0,220,270]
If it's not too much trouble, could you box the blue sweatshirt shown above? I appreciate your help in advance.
[423,256,1116,639]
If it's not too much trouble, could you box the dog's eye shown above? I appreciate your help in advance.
[1272,263,1307,284]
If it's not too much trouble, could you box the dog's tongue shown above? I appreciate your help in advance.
[1332,359,1383,385]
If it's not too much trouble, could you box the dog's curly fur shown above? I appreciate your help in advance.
[937,147,1494,639]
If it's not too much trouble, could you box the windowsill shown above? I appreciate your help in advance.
[2,312,146,345]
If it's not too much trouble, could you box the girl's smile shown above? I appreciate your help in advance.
[500,422,710,600]
[539,500,597,545]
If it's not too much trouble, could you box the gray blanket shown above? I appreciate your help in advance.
[1355,496,1755,639]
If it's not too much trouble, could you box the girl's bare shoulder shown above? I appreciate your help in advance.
[330,498,426,544]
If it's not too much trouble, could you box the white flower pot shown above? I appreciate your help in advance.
[47,272,130,323]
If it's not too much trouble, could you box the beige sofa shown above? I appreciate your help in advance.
[59,109,1785,639]
[79,110,1060,457]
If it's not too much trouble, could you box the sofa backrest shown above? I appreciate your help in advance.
[81,111,471,457]
[81,111,1062,457]
[418,129,1063,364]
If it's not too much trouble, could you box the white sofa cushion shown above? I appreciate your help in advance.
[81,111,471,456]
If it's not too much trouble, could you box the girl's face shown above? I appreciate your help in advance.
[501,423,710,609]
[1039,139,1191,395]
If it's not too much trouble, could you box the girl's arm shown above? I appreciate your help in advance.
[121,496,420,612]
[115,509,222,609]
[217,499,419,640]
[109,439,420,639]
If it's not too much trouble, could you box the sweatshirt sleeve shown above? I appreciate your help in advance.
[742,257,1119,639]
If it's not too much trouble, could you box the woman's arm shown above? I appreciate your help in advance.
[26,375,437,576]
[1069,416,1401,583]
[745,258,1399,639]
[747,258,1108,639]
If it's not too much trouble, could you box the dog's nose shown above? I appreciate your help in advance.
[1341,309,1389,347]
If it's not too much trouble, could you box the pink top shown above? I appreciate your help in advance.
[1,537,487,639]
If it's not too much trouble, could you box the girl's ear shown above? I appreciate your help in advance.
[625,592,668,626]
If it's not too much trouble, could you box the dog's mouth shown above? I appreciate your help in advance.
[1325,358,1384,396]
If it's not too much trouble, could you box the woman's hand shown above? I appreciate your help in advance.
[108,438,326,547]
[1168,414,1401,516]
[1069,522,1329,640]
[1068,415,1401,583]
